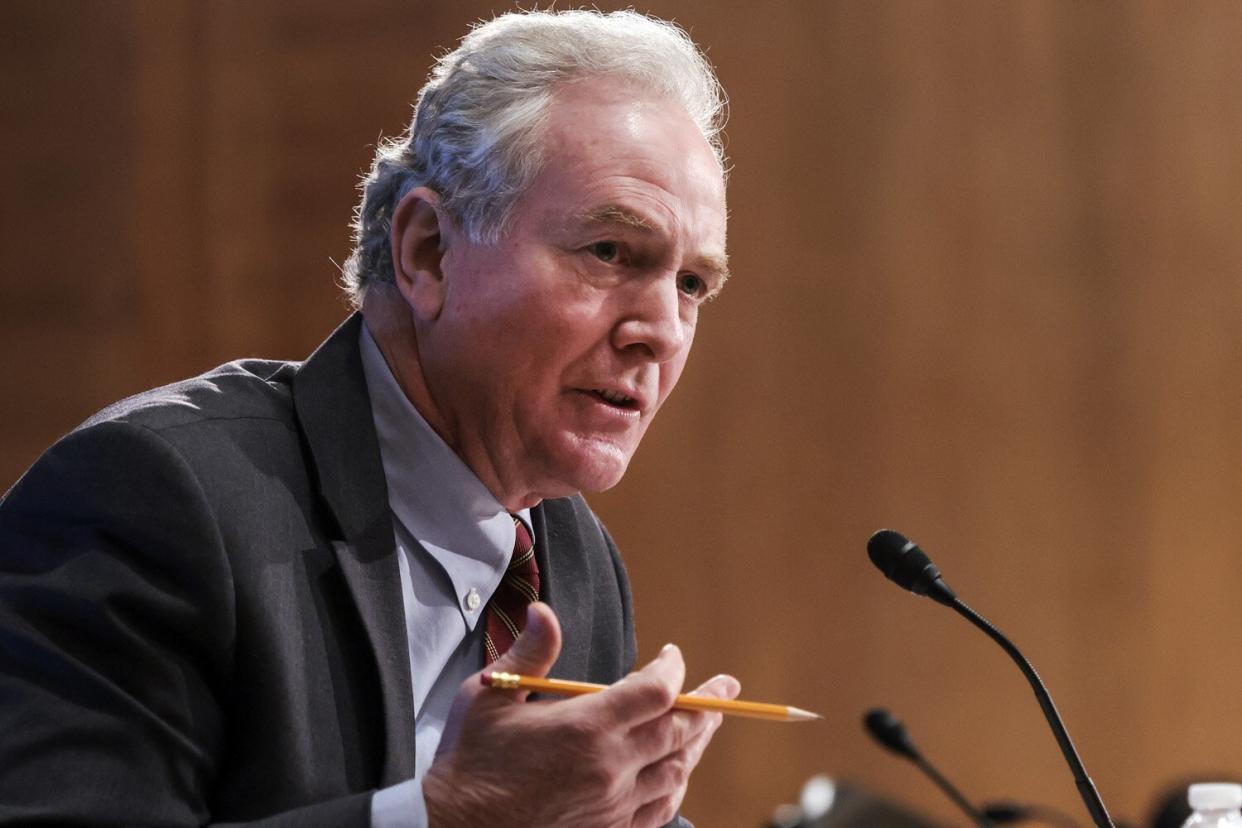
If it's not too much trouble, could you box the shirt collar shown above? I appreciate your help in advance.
[358,321,530,583]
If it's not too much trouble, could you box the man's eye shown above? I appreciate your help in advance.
[678,273,705,297]
[590,241,620,263]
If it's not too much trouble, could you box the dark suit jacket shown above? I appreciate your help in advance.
[0,315,641,826]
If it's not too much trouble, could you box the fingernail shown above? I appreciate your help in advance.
[660,643,679,657]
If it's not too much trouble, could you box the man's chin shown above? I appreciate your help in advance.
[545,441,634,495]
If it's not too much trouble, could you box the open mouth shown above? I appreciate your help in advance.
[590,388,637,409]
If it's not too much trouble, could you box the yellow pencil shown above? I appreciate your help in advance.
[482,671,821,722]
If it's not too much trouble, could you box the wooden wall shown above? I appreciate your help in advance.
[3,2,1241,825]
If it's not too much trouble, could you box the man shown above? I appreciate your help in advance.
[0,10,735,827]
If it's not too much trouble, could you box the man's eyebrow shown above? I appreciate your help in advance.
[577,204,656,232]
[700,253,732,287]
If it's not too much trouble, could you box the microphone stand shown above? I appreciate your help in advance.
[913,752,994,827]
[949,597,1114,828]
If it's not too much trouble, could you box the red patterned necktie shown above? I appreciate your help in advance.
[483,516,540,664]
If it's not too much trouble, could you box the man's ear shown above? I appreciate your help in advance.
[390,186,449,321]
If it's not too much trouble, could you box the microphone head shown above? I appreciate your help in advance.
[863,708,921,761]
[867,529,957,606]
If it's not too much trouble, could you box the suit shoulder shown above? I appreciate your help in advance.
[81,358,302,436]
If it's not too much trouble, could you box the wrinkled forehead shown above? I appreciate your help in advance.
[542,72,724,162]
[529,79,727,231]
[530,80,720,179]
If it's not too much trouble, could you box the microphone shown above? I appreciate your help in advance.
[866,529,1115,828]
[866,529,957,607]
[864,709,1084,827]
[863,708,995,827]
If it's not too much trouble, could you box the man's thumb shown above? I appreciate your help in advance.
[491,601,562,679]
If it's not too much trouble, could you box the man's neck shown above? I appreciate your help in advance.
[359,289,542,512]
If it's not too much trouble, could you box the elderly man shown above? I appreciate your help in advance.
[0,10,734,827]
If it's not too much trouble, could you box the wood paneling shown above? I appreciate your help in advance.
[3,2,1241,825]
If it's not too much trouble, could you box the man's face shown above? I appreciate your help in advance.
[418,77,729,507]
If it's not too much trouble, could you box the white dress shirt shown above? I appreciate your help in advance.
[359,323,530,827]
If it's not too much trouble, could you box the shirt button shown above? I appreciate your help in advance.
[465,588,481,611]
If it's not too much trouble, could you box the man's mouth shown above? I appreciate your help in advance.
[590,388,637,409]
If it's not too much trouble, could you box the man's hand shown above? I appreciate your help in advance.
[422,602,739,827]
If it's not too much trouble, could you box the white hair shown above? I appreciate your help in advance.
[341,9,727,305]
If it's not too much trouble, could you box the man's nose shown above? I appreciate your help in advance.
[610,275,688,362]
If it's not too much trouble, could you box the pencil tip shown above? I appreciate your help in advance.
[787,706,823,721]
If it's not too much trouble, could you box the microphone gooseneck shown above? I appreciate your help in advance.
[866,529,1115,828]
[863,708,995,827]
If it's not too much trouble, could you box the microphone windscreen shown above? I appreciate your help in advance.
[867,529,957,605]
[863,708,920,761]
[868,530,928,588]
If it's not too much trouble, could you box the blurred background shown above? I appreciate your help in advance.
[3,1,1242,825]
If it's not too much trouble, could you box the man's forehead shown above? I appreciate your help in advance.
[527,81,728,262]
[540,80,721,179]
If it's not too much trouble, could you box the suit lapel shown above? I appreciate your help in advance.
[292,313,418,786]
[533,499,593,680]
